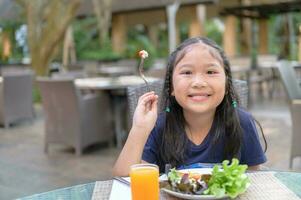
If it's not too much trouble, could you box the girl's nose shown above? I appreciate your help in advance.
[191,74,208,87]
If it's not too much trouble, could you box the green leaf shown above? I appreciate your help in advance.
[206,158,250,199]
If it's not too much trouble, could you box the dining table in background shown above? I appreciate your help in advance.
[75,75,160,148]
[17,170,301,200]
[98,66,137,77]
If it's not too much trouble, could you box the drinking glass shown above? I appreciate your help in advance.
[130,163,159,200]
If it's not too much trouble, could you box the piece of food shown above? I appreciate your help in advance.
[138,50,148,59]
[167,168,210,195]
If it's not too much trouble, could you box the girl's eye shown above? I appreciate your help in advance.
[207,70,217,75]
[181,71,192,75]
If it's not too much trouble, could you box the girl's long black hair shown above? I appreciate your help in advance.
[159,37,245,169]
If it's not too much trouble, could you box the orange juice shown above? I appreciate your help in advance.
[130,164,159,200]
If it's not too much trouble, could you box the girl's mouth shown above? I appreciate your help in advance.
[188,94,211,102]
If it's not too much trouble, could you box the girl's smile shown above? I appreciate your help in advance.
[188,92,211,102]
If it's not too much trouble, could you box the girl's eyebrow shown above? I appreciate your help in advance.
[205,63,222,68]
[176,64,193,69]
[176,62,222,69]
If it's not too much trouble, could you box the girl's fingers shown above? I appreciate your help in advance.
[145,95,158,111]
[138,91,156,105]
[139,91,155,100]
[150,96,158,110]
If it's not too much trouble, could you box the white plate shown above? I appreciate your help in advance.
[161,168,229,200]
[161,188,228,200]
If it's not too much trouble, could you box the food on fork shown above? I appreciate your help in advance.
[138,50,149,59]
[138,50,150,91]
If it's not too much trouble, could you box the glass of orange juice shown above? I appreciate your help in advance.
[130,163,159,200]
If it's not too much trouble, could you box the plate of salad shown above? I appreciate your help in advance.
[160,159,250,199]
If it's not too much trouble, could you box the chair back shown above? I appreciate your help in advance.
[1,70,34,125]
[277,61,301,168]
[277,60,301,100]
[233,79,248,108]
[37,78,81,143]
[127,79,164,124]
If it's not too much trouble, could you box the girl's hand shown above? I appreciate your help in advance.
[132,91,158,134]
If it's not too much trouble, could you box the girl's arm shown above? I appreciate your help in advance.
[112,91,158,176]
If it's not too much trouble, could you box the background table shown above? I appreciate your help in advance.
[75,76,159,148]
[18,171,301,200]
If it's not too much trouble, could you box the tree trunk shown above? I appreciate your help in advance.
[92,0,112,48]
[16,0,81,76]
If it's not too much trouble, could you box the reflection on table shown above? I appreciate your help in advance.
[75,76,160,148]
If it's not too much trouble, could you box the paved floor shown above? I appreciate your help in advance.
[1,82,301,199]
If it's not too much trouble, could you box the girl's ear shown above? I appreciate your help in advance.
[171,90,175,96]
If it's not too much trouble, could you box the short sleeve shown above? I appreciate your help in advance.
[239,109,267,166]
[142,114,165,164]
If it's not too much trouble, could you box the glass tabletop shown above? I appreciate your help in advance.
[17,171,301,200]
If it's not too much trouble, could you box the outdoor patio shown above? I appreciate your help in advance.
[0,82,300,200]
[1,0,301,199]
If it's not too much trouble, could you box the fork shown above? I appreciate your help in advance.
[138,50,151,92]
[113,176,130,186]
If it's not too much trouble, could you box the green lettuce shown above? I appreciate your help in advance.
[203,158,250,199]
[167,168,181,183]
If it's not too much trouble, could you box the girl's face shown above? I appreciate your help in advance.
[171,43,226,116]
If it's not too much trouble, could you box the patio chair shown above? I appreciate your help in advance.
[126,79,248,125]
[0,70,35,127]
[37,78,114,156]
[127,79,164,126]
[277,60,301,168]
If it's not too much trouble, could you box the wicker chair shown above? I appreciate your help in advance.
[37,78,113,155]
[277,60,301,168]
[127,79,248,125]
[233,79,248,108]
[127,80,164,126]
[0,70,35,127]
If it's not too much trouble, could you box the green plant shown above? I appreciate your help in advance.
[205,18,223,47]
[32,86,41,103]
[126,33,157,70]
[73,17,121,61]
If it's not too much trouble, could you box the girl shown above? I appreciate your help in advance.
[113,37,267,176]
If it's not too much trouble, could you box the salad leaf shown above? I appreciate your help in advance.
[167,168,181,183]
[203,158,250,199]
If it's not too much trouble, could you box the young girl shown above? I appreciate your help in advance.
[113,37,267,176]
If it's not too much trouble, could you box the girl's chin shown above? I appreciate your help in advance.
[184,106,216,115]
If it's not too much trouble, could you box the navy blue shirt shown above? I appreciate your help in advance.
[142,108,267,172]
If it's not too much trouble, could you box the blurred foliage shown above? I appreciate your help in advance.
[0,21,23,63]
[73,17,121,61]
[179,22,189,42]
[32,85,41,103]
[268,12,301,60]
[204,18,223,47]
[156,25,169,58]
[2,11,301,68]
[126,26,157,69]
